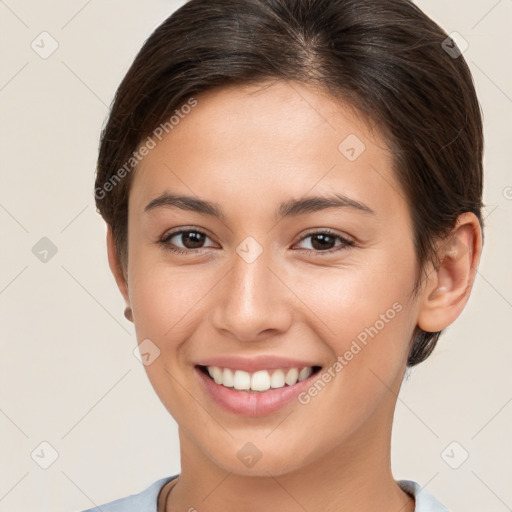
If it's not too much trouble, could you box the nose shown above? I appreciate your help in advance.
[210,246,294,342]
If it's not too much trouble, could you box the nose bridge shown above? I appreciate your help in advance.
[211,238,292,340]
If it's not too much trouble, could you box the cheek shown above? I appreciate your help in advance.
[300,254,416,342]
[290,265,415,446]
[128,261,208,344]
[294,254,417,416]
[126,253,210,414]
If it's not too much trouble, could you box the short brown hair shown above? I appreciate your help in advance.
[95,0,484,366]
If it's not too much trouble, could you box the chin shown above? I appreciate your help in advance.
[198,433,319,478]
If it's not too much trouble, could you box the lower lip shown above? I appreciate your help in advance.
[195,366,319,417]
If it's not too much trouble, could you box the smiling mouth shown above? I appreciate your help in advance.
[197,364,322,393]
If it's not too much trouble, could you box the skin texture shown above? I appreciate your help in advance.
[107,80,482,512]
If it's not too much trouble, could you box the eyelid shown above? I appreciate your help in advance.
[162,226,208,239]
[160,227,217,248]
[293,228,355,254]
[296,227,354,244]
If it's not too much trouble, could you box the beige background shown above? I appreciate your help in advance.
[0,1,510,511]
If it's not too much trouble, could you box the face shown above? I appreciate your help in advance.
[121,80,425,476]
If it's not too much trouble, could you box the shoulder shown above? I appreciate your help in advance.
[75,475,179,512]
[397,480,451,512]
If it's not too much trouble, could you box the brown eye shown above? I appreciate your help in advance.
[309,233,337,251]
[295,230,354,254]
[174,230,206,249]
[160,229,214,254]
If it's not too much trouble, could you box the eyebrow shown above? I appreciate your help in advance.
[144,192,375,219]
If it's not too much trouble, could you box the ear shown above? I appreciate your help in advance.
[417,212,483,332]
[106,224,131,319]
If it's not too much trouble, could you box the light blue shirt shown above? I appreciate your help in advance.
[77,475,450,511]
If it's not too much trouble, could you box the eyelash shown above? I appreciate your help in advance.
[158,228,355,256]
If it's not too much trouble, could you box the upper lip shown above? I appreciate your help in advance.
[195,355,322,373]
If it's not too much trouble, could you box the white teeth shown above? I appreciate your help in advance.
[204,365,316,392]
[251,370,271,391]
[233,370,251,390]
[222,368,234,387]
[298,367,312,381]
[284,368,299,386]
[270,369,285,388]
[208,366,223,384]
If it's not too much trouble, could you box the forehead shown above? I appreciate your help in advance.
[129,80,403,219]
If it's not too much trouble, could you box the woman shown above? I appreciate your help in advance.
[84,0,484,510]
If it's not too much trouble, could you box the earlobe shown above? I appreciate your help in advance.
[106,224,131,317]
[417,212,482,333]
